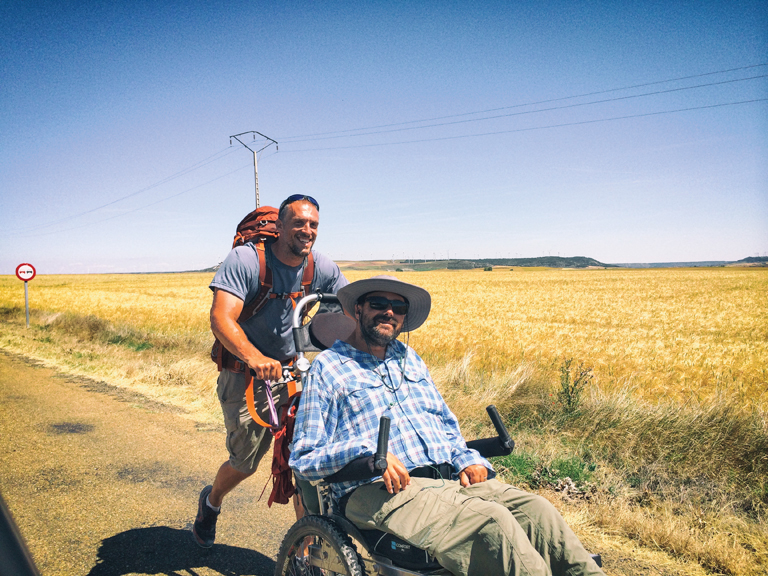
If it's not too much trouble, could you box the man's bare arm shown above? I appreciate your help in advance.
[210,289,283,381]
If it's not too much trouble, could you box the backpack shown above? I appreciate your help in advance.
[210,206,315,372]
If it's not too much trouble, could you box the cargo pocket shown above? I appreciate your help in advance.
[346,478,444,537]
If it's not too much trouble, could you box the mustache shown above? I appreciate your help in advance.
[373,314,397,325]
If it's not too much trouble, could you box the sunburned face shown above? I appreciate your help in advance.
[357,291,407,348]
[277,201,319,259]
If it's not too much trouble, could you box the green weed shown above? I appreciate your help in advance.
[557,358,592,414]
[494,451,595,489]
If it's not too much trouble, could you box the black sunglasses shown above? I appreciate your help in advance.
[279,194,320,212]
[364,296,409,315]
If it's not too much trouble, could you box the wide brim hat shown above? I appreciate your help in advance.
[338,275,431,331]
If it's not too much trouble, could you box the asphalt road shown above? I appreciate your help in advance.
[0,351,295,576]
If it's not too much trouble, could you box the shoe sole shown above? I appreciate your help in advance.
[192,525,214,548]
[192,485,215,548]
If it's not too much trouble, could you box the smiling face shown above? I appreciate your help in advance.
[355,290,407,348]
[275,200,319,262]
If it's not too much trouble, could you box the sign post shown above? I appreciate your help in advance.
[15,263,36,328]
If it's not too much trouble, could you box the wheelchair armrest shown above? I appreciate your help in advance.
[323,455,379,483]
[324,416,390,483]
[466,436,515,458]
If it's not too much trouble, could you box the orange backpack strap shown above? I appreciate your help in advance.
[265,252,315,309]
[241,243,273,321]
[301,252,315,296]
[244,371,277,429]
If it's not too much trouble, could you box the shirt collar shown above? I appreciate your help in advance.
[333,339,407,365]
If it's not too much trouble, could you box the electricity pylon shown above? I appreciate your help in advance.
[230,131,278,208]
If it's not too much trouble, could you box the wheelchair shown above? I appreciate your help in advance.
[273,293,601,576]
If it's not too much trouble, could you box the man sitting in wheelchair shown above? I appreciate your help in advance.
[290,276,604,576]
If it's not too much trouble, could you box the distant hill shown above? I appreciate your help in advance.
[193,263,222,273]
[616,256,767,268]
[616,261,728,268]
[729,256,768,267]
[473,256,617,268]
[385,256,617,271]
[195,255,767,274]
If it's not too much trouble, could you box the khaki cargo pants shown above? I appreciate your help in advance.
[345,478,604,576]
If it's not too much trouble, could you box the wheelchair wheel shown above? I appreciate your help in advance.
[274,515,364,576]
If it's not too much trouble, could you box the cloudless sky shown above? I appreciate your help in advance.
[1,0,766,273]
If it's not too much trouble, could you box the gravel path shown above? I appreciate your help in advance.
[0,351,293,576]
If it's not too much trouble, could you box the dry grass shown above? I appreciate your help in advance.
[1,267,767,574]
[426,353,767,575]
[0,273,214,336]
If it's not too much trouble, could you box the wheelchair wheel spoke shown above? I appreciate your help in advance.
[275,516,364,576]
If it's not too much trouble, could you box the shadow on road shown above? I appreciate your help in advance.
[86,526,276,576]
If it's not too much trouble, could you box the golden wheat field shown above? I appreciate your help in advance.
[1,267,766,409]
[394,267,768,407]
[2,267,767,575]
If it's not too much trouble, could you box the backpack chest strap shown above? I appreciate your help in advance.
[269,290,307,300]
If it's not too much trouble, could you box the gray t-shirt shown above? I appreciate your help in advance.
[210,243,348,361]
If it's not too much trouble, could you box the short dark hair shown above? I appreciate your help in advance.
[278,195,319,221]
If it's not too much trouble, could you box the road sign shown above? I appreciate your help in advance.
[15,263,36,328]
[15,263,36,282]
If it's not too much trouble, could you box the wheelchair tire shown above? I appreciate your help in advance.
[274,515,364,576]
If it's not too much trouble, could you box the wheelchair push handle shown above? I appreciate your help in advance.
[487,405,514,452]
[374,416,390,472]
[465,405,515,458]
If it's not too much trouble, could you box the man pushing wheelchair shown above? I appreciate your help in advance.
[290,276,605,576]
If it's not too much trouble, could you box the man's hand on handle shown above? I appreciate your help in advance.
[383,453,411,494]
[246,352,283,382]
[459,464,488,487]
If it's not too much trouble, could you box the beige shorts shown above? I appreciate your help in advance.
[216,369,289,474]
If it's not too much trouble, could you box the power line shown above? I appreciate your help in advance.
[5,145,238,233]
[280,74,767,144]
[277,63,768,140]
[280,98,768,152]
[11,163,252,238]
[21,97,763,236]
[9,65,765,237]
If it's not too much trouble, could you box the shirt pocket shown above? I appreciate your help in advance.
[340,375,384,435]
[403,373,444,416]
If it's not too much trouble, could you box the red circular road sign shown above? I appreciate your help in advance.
[15,263,36,282]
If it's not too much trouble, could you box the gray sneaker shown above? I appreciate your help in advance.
[192,485,220,548]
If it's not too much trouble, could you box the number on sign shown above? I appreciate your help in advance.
[15,263,36,282]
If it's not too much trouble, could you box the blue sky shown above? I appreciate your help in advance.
[1,1,766,273]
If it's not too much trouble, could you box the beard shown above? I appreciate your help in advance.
[360,313,403,348]
[288,243,310,258]
[288,238,313,258]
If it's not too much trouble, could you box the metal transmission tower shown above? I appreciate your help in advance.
[230,131,278,208]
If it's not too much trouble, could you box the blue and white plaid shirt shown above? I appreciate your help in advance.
[290,339,492,499]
